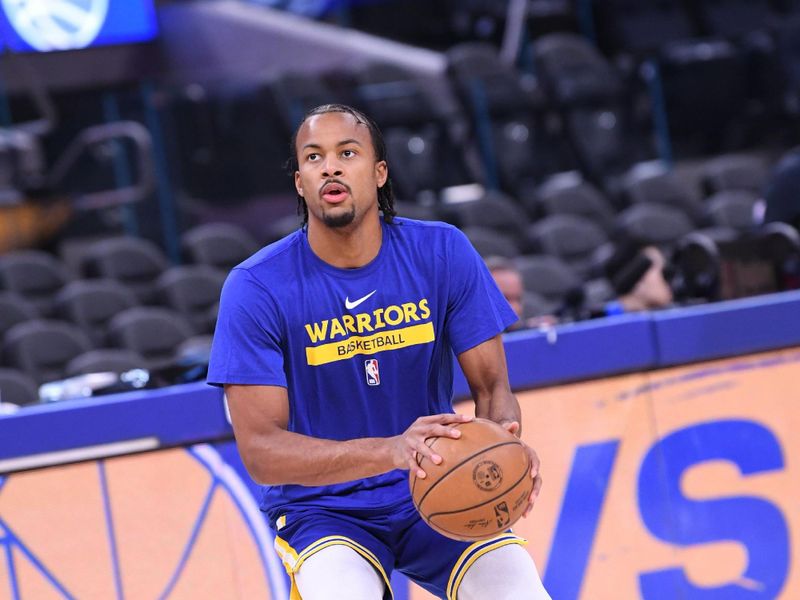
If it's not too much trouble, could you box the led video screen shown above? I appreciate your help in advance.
[0,0,158,53]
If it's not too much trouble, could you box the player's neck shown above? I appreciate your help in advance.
[307,214,383,269]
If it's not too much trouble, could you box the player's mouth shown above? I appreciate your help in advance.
[320,181,350,204]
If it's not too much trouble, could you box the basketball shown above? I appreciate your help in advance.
[409,418,532,541]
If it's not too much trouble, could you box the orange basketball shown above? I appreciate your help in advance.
[409,418,532,541]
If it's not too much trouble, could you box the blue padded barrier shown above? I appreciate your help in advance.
[653,289,800,366]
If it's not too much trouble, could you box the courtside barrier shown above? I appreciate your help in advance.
[2,289,800,599]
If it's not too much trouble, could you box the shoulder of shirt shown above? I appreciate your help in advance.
[390,217,460,238]
[232,229,304,273]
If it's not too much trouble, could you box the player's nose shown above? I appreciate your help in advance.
[321,155,343,177]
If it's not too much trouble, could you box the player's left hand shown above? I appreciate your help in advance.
[501,420,542,518]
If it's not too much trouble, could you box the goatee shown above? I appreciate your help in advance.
[323,206,356,228]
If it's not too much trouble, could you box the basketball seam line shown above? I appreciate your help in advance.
[426,464,530,520]
[414,440,522,511]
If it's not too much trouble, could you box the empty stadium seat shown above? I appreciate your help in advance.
[81,237,170,304]
[0,367,39,407]
[525,214,609,276]
[155,265,227,334]
[532,33,624,106]
[66,349,148,377]
[439,191,530,249]
[532,175,617,232]
[2,319,93,384]
[0,250,72,316]
[269,71,351,134]
[106,307,196,371]
[701,153,770,194]
[54,279,139,347]
[512,254,582,307]
[181,222,260,272]
[657,38,750,154]
[622,166,706,224]
[394,201,439,222]
[0,291,38,341]
[462,227,520,259]
[616,203,696,247]
[531,33,653,183]
[706,190,760,230]
[446,42,573,193]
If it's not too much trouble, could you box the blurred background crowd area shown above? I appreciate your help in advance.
[1,0,800,408]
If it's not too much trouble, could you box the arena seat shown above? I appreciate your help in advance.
[532,32,624,106]
[701,153,770,194]
[353,62,475,200]
[439,190,530,249]
[616,203,696,247]
[0,367,39,407]
[0,291,39,342]
[462,226,520,259]
[155,265,227,334]
[512,254,582,307]
[2,319,93,384]
[621,167,706,224]
[531,33,653,184]
[525,214,609,276]
[66,349,148,377]
[81,236,170,304]
[446,42,573,194]
[54,279,139,347]
[657,38,750,154]
[0,250,73,316]
[531,175,617,232]
[181,222,260,272]
[106,307,196,372]
[706,190,760,230]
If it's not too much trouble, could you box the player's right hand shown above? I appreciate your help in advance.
[390,413,473,479]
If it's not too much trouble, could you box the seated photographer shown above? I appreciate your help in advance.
[600,241,674,316]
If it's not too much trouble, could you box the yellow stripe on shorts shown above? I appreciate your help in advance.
[446,533,527,600]
[274,534,394,600]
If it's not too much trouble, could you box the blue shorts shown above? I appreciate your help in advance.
[271,495,525,600]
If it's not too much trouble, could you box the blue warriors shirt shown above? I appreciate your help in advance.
[207,218,517,519]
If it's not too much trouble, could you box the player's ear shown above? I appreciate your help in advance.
[375,160,388,188]
[294,171,304,197]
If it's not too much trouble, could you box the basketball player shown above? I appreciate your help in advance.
[208,104,550,600]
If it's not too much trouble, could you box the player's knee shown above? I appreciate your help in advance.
[295,544,385,600]
[457,544,551,600]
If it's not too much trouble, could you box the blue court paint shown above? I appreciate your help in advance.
[98,461,125,600]
[0,518,76,599]
[543,440,620,600]
[156,480,217,600]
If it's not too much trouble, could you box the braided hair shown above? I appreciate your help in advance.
[287,104,396,226]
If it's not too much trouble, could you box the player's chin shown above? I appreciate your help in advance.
[322,206,356,228]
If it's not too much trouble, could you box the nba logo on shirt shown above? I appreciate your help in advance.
[365,359,380,386]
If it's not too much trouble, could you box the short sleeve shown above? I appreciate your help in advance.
[444,228,518,354]
[207,268,288,387]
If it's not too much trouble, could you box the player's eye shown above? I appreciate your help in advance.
[306,153,319,162]
[341,149,356,158]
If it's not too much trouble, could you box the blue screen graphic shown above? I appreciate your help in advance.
[0,0,158,53]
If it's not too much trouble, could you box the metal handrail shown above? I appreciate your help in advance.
[47,120,156,210]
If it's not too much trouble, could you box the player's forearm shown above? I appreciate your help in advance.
[241,428,397,486]
[475,388,522,434]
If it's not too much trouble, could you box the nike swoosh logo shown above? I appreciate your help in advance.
[345,290,377,310]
